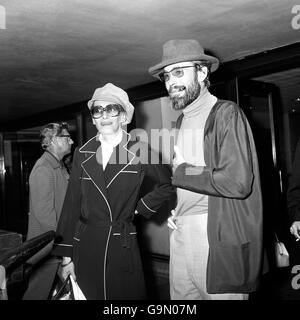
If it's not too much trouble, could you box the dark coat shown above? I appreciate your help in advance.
[53,130,174,300]
[172,100,263,293]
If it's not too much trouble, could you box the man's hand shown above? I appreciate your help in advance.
[167,209,177,230]
[172,145,185,173]
[58,257,76,282]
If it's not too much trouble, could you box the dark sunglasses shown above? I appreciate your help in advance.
[90,104,124,119]
[159,64,199,82]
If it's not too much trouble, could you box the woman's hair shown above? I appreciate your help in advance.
[40,122,69,150]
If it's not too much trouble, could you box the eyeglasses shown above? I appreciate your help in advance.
[56,134,72,142]
[90,104,124,119]
[159,65,198,82]
[57,134,71,138]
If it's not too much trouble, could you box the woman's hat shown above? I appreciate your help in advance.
[149,39,219,77]
[87,83,134,124]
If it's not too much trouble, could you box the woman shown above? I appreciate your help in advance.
[53,83,174,300]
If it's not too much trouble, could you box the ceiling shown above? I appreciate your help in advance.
[1,0,299,127]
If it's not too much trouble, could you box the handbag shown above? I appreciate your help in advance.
[69,274,86,300]
[51,274,73,300]
[274,233,290,268]
[51,274,86,300]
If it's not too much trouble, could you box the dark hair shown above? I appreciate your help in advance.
[195,60,212,88]
[40,122,69,149]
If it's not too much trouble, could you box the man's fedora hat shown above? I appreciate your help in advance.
[149,39,219,77]
[87,83,134,124]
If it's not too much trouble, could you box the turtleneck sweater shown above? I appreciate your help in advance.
[175,88,217,216]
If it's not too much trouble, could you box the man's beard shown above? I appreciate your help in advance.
[169,77,201,110]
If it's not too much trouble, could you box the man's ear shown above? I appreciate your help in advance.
[120,113,127,124]
[50,137,56,145]
[197,66,208,83]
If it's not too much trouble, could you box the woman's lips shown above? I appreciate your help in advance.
[101,121,113,126]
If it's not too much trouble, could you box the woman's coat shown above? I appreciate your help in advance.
[53,131,174,299]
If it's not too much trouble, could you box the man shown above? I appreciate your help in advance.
[23,122,73,300]
[52,83,174,300]
[149,39,263,300]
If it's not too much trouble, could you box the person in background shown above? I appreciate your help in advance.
[23,122,73,300]
[149,39,263,300]
[53,83,174,300]
[288,138,300,242]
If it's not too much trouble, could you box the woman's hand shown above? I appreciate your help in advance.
[58,257,76,281]
[167,209,177,230]
[172,145,185,173]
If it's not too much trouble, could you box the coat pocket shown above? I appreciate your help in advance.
[207,242,252,293]
[72,220,87,268]
[73,220,87,242]
[120,170,138,174]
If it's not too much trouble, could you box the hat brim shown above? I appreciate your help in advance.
[148,54,219,77]
[87,95,134,125]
